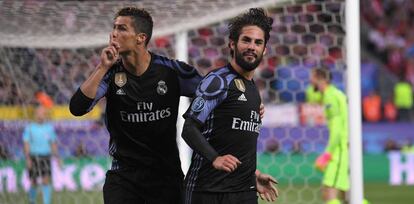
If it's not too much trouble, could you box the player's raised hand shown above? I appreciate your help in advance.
[256,172,279,202]
[212,154,241,173]
[100,34,120,70]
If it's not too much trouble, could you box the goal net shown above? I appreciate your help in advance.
[0,0,346,203]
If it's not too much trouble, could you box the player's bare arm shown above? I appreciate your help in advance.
[23,142,32,169]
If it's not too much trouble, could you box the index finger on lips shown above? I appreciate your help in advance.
[112,41,120,50]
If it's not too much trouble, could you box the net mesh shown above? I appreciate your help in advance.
[0,0,345,203]
[0,0,279,48]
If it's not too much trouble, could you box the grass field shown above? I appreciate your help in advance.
[258,182,414,204]
[1,182,412,204]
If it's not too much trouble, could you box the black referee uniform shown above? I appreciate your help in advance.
[70,52,202,204]
[183,64,262,204]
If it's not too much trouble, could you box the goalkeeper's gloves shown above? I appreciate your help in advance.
[315,152,332,172]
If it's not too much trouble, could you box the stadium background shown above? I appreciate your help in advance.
[0,0,413,203]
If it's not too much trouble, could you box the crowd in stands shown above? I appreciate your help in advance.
[3,0,414,163]
[361,0,414,122]
[1,0,413,122]
[0,0,346,106]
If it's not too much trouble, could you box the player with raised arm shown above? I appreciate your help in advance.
[182,8,278,204]
[69,7,203,204]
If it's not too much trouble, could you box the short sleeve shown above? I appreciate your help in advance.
[174,60,203,97]
[48,124,57,142]
[22,125,30,142]
[153,55,203,97]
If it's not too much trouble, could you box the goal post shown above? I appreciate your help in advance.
[346,0,364,203]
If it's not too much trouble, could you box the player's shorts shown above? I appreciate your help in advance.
[103,168,183,204]
[185,191,257,204]
[28,155,51,180]
[323,147,349,191]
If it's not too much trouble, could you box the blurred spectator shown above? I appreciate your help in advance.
[363,91,382,122]
[361,59,379,98]
[405,58,414,87]
[384,100,397,122]
[265,138,280,154]
[387,47,406,77]
[361,0,414,109]
[75,141,88,158]
[393,79,413,121]
[35,91,54,108]
[0,142,10,160]
[384,138,400,152]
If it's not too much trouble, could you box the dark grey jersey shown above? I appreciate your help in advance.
[87,53,202,178]
[184,64,262,192]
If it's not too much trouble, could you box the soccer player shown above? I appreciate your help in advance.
[23,106,59,204]
[182,8,278,204]
[68,7,204,204]
[311,68,349,204]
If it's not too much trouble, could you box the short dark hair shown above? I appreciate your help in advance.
[115,7,153,46]
[228,8,273,45]
[313,67,332,82]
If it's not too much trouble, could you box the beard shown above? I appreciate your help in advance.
[234,46,263,71]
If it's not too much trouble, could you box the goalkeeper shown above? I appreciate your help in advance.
[311,67,349,204]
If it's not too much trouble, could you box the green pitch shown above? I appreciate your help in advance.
[1,153,413,203]
[258,182,414,204]
[0,183,412,204]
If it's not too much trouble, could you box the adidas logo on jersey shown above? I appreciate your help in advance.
[238,93,247,101]
[116,89,126,95]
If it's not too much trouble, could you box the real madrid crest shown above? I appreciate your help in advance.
[234,79,245,92]
[157,80,168,95]
[115,72,127,87]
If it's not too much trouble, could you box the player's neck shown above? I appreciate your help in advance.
[121,49,151,76]
[230,59,255,80]
[320,83,330,92]
[34,118,45,124]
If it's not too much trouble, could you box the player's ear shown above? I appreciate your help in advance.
[136,33,147,45]
[263,46,267,55]
[229,40,236,57]
[229,40,235,50]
